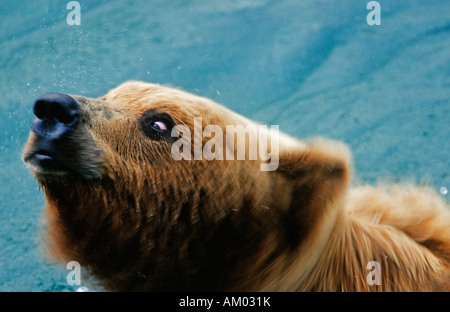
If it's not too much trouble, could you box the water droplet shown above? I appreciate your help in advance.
[439,187,448,196]
[76,286,90,292]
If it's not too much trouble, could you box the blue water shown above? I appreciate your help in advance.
[0,0,449,291]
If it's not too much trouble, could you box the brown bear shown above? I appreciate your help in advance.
[23,81,450,291]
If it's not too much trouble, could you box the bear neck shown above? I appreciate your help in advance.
[40,177,293,291]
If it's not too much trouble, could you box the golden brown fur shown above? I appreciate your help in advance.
[23,81,450,291]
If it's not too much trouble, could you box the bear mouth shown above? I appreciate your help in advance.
[23,140,104,181]
[23,149,70,177]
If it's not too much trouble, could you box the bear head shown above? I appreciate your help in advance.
[23,81,351,291]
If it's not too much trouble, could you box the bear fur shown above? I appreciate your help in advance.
[23,81,450,291]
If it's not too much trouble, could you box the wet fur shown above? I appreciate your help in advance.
[23,81,450,291]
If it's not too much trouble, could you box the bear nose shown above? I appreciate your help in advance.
[32,92,80,140]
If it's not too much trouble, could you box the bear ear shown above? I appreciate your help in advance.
[274,137,352,227]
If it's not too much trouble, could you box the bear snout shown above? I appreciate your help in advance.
[23,92,103,179]
[32,92,80,140]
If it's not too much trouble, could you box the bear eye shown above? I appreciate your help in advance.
[150,121,168,132]
[140,109,175,141]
